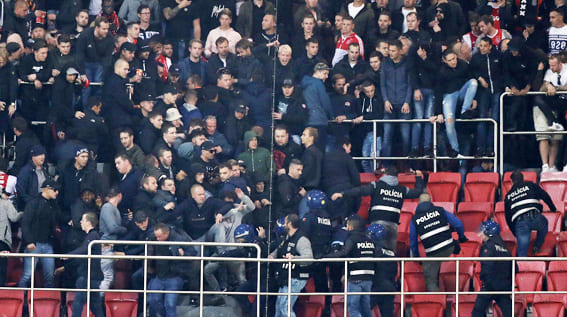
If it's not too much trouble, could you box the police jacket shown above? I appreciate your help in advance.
[325,229,376,281]
[373,246,398,292]
[409,201,465,257]
[342,175,424,224]
[271,231,313,280]
[504,181,556,233]
[479,235,517,291]
[300,208,332,256]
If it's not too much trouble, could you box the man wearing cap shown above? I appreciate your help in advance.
[193,140,221,188]
[165,108,185,130]
[301,62,334,151]
[16,145,51,209]
[136,92,155,119]
[60,146,96,212]
[18,179,60,288]
[154,84,178,116]
[132,41,159,100]
[274,78,308,143]
[225,104,252,150]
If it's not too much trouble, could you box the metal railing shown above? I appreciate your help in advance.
[333,118,498,172]
[0,240,565,317]
[499,91,567,175]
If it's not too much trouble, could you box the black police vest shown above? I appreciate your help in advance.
[347,232,376,281]
[277,232,311,280]
[412,206,453,256]
[369,181,407,224]
[308,210,332,251]
[505,182,543,224]
[373,247,397,291]
[481,236,514,291]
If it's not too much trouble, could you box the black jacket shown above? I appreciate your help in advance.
[321,148,361,193]
[2,10,31,41]
[22,195,59,246]
[273,140,303,173]
[59,162,97,212]
[75,27,114,67]
[479,235,516,291]
[301,144,323,190]
[137,118,160,154]
[292,53,326,83]
[274,92,308,136]
[176,197,232,239]
[51,70,82,129]
[133,189,156,215]
[434,60,473,115]
[151,227,195,279]
[205,53,238,85]
[68,228,104,281]
[235,55,263,88]
[503,47,539,89]
[409,48,440,90]
[71,108,108,153]
[470,48,505,95]
[10,130,39,176]
[225,114,253,149]
[275,174,304,218]
[16,162,51,210]
[102,73,136,129]
[332,55,372,85]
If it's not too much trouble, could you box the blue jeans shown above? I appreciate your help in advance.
[72,278,104,317]
[148,276,183,317]
[362,132,382,172]
[382,104,411,158]
[275,278,308,317]
[82,62,104,108]
[476,89,501,153]
[411,88,434,150]
[514,214,548,257]
[18,242,54,287]
[442,79,478,152]
[348,280,373,317]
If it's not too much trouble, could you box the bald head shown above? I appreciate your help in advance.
[419,193,432,203]
[114,59,130,78]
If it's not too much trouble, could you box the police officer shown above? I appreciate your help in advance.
[409,193,467,291]
[324,214,375,317]
[269,214,313,317]
[368,224,397,317]
[472,220,515,317]
[331,167,425,251]
[504,170,556,256]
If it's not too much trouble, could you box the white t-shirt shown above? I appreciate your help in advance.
[544,64,567,86]
[348,3,365,19]
[548,25,567,54]
[401,7,417,33]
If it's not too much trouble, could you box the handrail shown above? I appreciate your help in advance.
[499,90,567,175]
[330,118,498,172]
[4,245,567,317]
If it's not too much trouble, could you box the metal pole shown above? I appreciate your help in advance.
[256,246,261,317]
[30,256,35,317]
[143,244,148,317]
[499,92,506,176]
[455,259,459,317]
[344,260,348,317]
[400,260,404,317]
[86,244,92,317]
[492,119,498,172]
[287,259,292,316]
[199,245,204,316]
[511,259,516,316]
[373,120,377,171]
[433,122,437,172]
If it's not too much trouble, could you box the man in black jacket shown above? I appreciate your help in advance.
[2,0,32,42]
[9,117,40,176]
[18,40,53,124]
[275,159,306,219]
[206,37,238,84]
[273,125,303,175]
[59,146,96,213]
[273,79,308,139]
[298,127,323,217]
[72,96,108,156]
[331,42,372,84]
[18,179,60,288]
[16,145,51,210]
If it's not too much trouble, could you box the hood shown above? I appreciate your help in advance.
[243,130,257,151]
[301,75,320,88]
[416,201,434,214]
[380,175,399,186]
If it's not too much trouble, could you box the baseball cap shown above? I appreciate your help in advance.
[66,67,80,76]
[169,66,180,76]
[201,140,215,151]
[235,104,247,113]
[120,42,137,52]
[75,146,89,156]
[313,62,330,72]
[139,92,154,102]
[41,179,60,190]
[282,78,295,87]
[165,108,183,122]
[508,37,524,52]
[6,42,21,54]
[163,85,178,95]
[30,145,46,157]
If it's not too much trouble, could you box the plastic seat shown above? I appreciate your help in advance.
[398,173,417,202]
[401,201,418,214]
[456,202,492,232]
[502,171,538,200]
[439,261,474,292]
[113,260,132,290]
[450,294,477,317]
[532,294,567,317]
[357,196,370,221]
[452,232,482,257]
[296,295,324,317]
[558,231,567,257]
[330,296,345,317]
[66,292,95,317]
[28,290,61,317]
[5,257,23,286]
[399,211,413,234]
[473,262,482,292]
[529,212,561,256]
[411,294,446,317]
[492,294,527,317]
[464,172,499,203]
[433,202,455,214]
[427,172,461,203]
[539,172,567,207]
[105,292,138,317]
[403,262,425,304]
[515,261,546,303]
[0,290,25,317]
[360,173,377,184]
[547,261,567,291]
[372,295,400,317]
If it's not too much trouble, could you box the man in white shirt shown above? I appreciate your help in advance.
[549,8,567,54]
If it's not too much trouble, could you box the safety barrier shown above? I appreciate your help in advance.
[334,118,498,172]
[0,240,564,317]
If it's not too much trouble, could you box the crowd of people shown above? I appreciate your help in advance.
[0,0,567,315]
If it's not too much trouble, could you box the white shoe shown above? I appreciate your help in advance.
[549,122,565,131]
[563,165,567,172]
[550,166,559,172]
[542,164,550,173]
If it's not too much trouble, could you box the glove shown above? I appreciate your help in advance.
[452,240,461,255]
[459,235,469,243]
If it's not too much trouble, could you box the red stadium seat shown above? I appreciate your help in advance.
[539,172,567,207]
[360,173,377,184]
[433,202,455,214]
[28,290,61,317]
[427,172,461,203]
[357,196,371,221]
[399,211,414,234]
[456,202,492,232]
[452,232,482,257]
[411,294,446,317]
[439,261,474,292]
[113,260,132,290]
[296,295,325,317]
[502,171,538,200]
[105,292,138,317]
[529,212,561,256]
[402,201,418,214]
[473,262,482,292]
[464,172,499,203]
[542,201,565,220]
[330,296,345,317]
[66,292,95,317]
[500,231,517,256]
[547,261,567,291]
[403,262,425,304]
[558,232,567,257]
[398,173,417,202]
[5,257,23,286]
[492,294,527,317]
[515,261,546,303]
[450,294,477,317]
[372,295,400,317]
[0,290,25,317]
[532,294,567,317]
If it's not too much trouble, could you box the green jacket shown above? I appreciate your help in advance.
[237,131,274,181]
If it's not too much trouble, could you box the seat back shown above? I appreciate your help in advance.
[411,295,446,317]
[0,290,25,317]
[439,261,474,292]
[433,202,455,214]
[547,261,567,291]
[456,202,492,232]
[427,172,461,202]
[533,294,567,317]
[452,232,482,257]
[539,172,567,206]
[464,173,499,203]
[360,173,377,184]
[558,232,567,257]
[516,261,546,303]
[403,262,426,293]
[399,211,414,234]
[330,296,346,317]
[502,171,538,199]
[113,260,132,290]
[401,201,418,214]
[296,295,325,317]
[373,295,401,317]
[357,196,371,221]
[29,290,61,317]
[450,294,477,317]
[105,292,138,317]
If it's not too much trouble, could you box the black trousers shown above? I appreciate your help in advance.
[0,241,9,286]
[371,294,394,317]
[472,293,511,317]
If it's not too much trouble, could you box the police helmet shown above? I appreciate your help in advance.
[480,220,500,237]
[367,223,387,242]
[275,217,286,236]
[234,224,256,243]
[307,190,327,209]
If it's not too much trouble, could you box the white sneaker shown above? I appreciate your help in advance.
[563,165,567,172]
[550,166,559,172]
[549,122,565,131]
[542,164,550,173]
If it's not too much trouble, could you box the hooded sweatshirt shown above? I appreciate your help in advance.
[237,131,274,181]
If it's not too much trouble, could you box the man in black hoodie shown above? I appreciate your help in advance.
[273,78,308,140]
[356,81,384,173]
[2,0,32,42]
[273,125,303,175]
[275,159,306,219]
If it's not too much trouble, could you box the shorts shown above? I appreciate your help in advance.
[533,107,563,142]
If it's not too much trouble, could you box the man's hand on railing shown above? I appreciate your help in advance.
[34,80,42,90]
[335,115,347,123]
[385,101,393,113]
[429,115,444,123]
[352,115,363,124]
[8,103,16,118]
[401,103,410,114]
[546,84,557,96]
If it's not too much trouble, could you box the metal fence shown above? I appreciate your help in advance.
[0,240,565,317]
